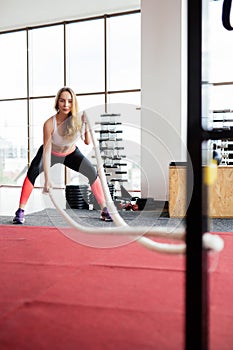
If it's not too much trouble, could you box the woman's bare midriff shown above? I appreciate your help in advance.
[51,144,76,156]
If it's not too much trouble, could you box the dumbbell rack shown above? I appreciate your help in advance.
[212,110,233,164]
[95,113,128,186]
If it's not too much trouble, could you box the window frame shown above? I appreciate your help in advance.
[0,10,141,186]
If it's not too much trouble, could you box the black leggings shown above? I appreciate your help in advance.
[27,145,97,186]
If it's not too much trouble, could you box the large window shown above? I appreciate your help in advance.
[0,31,27,99]
[29,25,64,96]
[0,100,27,184]
[0,10,141,190]
[107,13,141,91]
[202,1,233,165]
[208,1,233,111]
[66,19,105,93]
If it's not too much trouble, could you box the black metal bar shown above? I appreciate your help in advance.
[202,129,233,140]
[63,23,68,185]
[108,88,141,94]
[63,23,66,86]
[0,89,141,103]
[0,97,28,102]
[104,15,107,108]
[26,28,30,167]
[213,81,233,85]
[186,0,209,349]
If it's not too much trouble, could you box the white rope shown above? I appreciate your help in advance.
[87,114,224,254]
[49,190,186,254]
[47,113,224,254]
[48,190,225,254]
[202,233,224,252]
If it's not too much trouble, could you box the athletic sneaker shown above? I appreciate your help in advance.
[13,208,25,224]
[100,207,113,222]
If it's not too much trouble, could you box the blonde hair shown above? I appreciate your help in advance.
[54,87,82,140]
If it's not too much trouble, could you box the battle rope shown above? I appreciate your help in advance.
[48,114,224,254]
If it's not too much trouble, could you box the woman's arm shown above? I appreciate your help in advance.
[43,118,53,192]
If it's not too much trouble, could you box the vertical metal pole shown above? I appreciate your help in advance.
[64,22,67,87]
[26,28,30,166]
[104,15,108,112]
[63,22,68,185]
[186,0,209,349]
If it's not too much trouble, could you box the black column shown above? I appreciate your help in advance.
[186,0,209,349]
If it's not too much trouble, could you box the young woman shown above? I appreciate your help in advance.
[13,87,112,224]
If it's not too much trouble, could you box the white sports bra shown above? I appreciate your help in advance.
[51,115,78,147]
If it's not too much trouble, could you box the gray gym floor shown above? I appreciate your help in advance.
[0,186,232,232]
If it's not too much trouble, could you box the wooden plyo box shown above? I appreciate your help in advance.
[169,165,233,218]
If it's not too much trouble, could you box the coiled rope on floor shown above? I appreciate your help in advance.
[48,114,224,254]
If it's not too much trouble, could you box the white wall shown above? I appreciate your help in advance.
[141,0,187,200]
[0,0,140,30]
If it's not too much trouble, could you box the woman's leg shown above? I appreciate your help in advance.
[19,176,34,209]
[90,176,106,210]
[64,147,112,220]
[19,145,44,207]
[91,176,113,221]
[13,146,44,223]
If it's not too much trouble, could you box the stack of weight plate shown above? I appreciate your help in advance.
[108,183,115,199]
[65,185,89,209]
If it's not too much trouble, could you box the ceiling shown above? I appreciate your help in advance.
[0,0,141,31]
